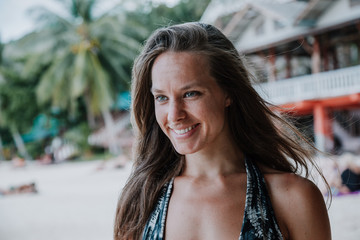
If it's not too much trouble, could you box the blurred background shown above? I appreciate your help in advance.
[0,0,359,239]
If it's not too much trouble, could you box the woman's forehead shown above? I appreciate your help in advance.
[151,52,213,88]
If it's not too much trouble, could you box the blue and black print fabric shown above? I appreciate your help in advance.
[142,156,283,240]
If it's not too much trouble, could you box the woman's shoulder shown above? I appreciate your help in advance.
[265,170,316,191]
[259,163,321,195]
[264,170,323,203]
[262,169,331,239]
[261,167,326,216]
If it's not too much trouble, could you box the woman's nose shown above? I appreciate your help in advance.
[167,99,186,123]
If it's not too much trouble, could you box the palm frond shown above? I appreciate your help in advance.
[36,50,74,105]
[71,48,88,98]
[87,52,113,114]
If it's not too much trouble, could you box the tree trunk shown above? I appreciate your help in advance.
[11,125,32,160]
[101,108,121,155]
[84,95,97,129]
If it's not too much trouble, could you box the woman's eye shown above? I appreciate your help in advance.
[184,91,199,98]
[155,95,168,102]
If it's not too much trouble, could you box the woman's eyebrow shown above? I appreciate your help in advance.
[151,82,207,93]
[180,82,207,90]
[150,88,164,94]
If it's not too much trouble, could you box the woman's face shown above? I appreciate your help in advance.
[151,51,231,155]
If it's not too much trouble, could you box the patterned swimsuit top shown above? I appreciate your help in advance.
[142,156,284,240]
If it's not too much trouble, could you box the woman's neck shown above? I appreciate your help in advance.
[182,144,245,179]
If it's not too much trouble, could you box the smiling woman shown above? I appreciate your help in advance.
[151,52,231,156]
[114,22,331,240]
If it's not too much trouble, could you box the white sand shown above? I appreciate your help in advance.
[0,160,359,240]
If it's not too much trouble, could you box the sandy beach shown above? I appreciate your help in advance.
[0,159,359,240]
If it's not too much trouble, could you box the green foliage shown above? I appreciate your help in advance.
[0,127,12,145]
[1,145,15,160]
[123,0,211,44]
[0,0,211,159]
[0,41,3,65]
[154,0,211,25]
[8,0,141,124]
[26,140,47,159]
[63,122,91,151]
[0,86,38,132]
[0,67,39,133]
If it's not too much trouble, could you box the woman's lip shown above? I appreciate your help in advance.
[171,124,199,135]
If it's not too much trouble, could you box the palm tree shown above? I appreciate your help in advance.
[0,64,37,160]
[8,0,141,154]
[123,0,211,37]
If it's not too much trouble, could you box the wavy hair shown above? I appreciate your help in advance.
[114,22,326,240]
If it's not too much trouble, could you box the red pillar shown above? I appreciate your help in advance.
[313,104,333,152]
[269,47,277,82]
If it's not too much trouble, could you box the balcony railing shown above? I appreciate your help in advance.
[254,65,360,105]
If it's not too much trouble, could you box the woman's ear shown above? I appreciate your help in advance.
[225,96,232,107]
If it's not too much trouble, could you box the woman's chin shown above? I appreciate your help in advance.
[173,145,199,156]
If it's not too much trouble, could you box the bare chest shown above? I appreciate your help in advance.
[164,177,247,240]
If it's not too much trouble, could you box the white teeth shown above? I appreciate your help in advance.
[173,125,196,135]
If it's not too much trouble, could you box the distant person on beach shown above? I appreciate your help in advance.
[0,182,37,196]
[114,22,331,239]
[341,168,360,192]
[339,153,360,193]
[11,155,26,168]
[317,153,360,195]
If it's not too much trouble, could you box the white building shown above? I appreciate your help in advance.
[201,0,360,153]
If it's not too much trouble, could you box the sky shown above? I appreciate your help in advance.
[0,0,179,43]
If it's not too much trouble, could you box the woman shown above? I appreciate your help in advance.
[114,22,331,240]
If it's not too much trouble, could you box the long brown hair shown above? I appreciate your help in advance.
[114,22,326,240]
